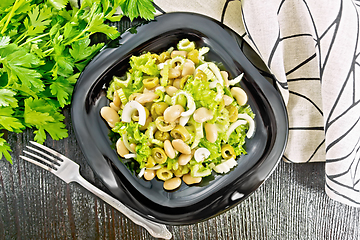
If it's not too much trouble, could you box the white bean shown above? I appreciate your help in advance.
[116,138,129,157]
[165,86,178,97]
[144,169,156,181]
[163,177,182,190]
[163,105,184,122]
[193,107,213,123]
[135,92,159,104]
[171,50,187,58]
[100,106,120,126]
[182,59,195,76]
[223,95,234,106]
[164,140,176,159]
[231,87,248,106]
[182,174,202,185]
[205,123,218,143]
[172,139,191,154]
[178,153,192,166]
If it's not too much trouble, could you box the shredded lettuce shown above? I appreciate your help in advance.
[183,76,219,110]
[198,138,222,163]
[160,61,169,86]
[106,73,132,100]
[112,121,151,168]
[130,52,160,76]
[145,122,164,147]
[227,124,248,156]
[102,39,256,188]
[190,163,212,178]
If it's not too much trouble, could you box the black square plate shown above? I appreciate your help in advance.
[71,12,288,225]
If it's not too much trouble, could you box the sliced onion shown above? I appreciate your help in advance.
[124,153,136,159]
[122,132,135,153]
[138,167,146,178]
[198,47,209,61]
[213,158,237,174]
[195,62,208,73]
[158,62,165,70]
[179,115,190,126]
[228,73,244,86]
[121,101,146,126]
[238,113,256,138]
[225,119,247,141]
[194,148,210,162]
[171,90,196,117]
[191,122,203,149]
[147,165,162,170]
[208,62,224,86]
[196,63,216,83]
[214,83,224,102]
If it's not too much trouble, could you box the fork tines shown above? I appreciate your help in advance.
[20,141,62,172]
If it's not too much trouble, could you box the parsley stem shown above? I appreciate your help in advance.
[18,32,50,48]
[1,0,22,34]
[43,48,54,56]
[14,32,27,45]
[65,29,92,45]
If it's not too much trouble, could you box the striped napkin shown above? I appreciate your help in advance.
[153,0,360,207]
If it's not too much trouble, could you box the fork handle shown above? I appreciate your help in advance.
[74,175,172,239]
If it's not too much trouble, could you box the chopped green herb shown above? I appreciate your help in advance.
[0,0,156,163]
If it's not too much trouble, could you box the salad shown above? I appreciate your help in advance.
[100,39,255,191]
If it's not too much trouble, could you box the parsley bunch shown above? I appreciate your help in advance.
[0,0,155,163]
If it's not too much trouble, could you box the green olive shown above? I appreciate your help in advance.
[179,75,189,89]
[143,77,159,89]
[151,102,169,116]
[187,49,199,65]
[139,116,152,131]
[167,79,174,86]
[131,110,139,121]
[176,94,187,108]
[151,53,160,63]
[131,107,149,121]
[159,51,170,63]
[195,69,207,81]
[172,165,190,177]
[155,131,171,141]
[152,147,167,164]
[156,167,173,181]
[145,156,156,168]
[221,144,236,160]
[155,116,176,132]
[226,105,238,122]
[145,102,153,112]
[170,125,190,142]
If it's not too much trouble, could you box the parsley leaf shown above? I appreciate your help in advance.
[0,107,24,132]
[48,0,69,10]
[0,0,156,163]
[0,36,10,48]
[24,98,68,143]
[50,76,73,107]
[120,0,155,21]
[0,89,18,108]
[26,5,52,36]
[0,45,44,92]
[0,134,12,164]
[70,38,104,62]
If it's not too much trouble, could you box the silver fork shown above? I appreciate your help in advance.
[20,141,172,240]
